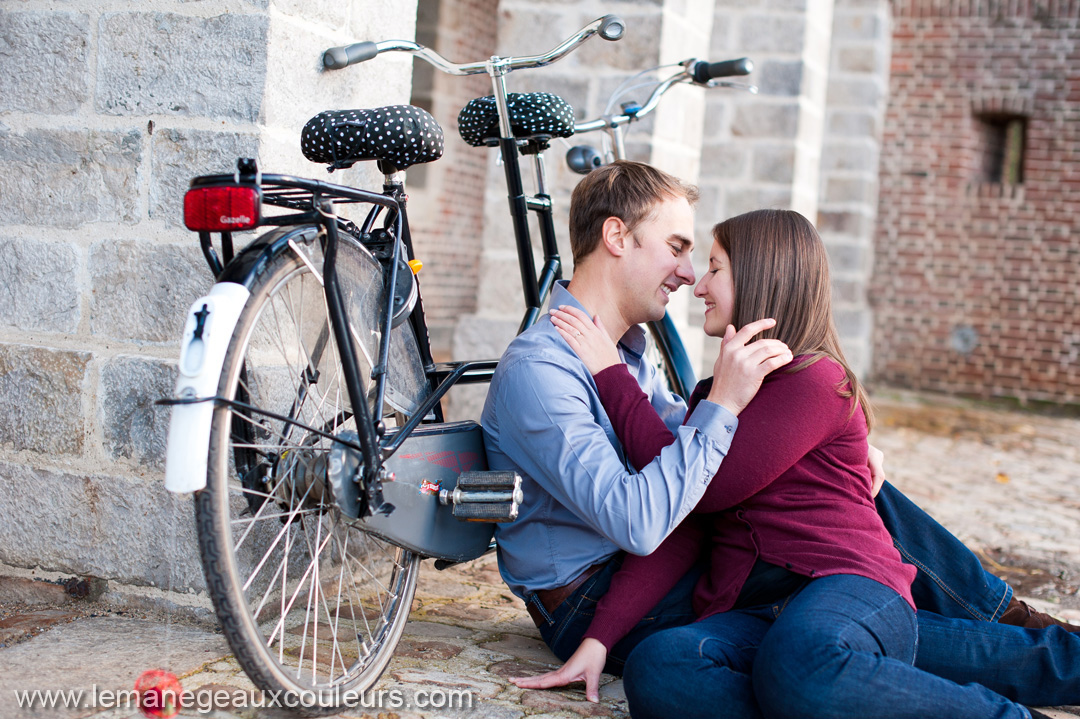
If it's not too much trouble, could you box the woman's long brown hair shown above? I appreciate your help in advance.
[713,209,873,430]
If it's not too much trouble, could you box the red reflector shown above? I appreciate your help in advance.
[184,185,260,231]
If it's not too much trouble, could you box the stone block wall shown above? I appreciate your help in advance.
[817,0,892,378]
[873,0,1080,405]
[0,1,416,590]
[695,0,848,377]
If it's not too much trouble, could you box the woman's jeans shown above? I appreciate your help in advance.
[622,575,1032,719]
[533,482,1080,706]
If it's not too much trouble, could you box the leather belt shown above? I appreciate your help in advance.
[526,562,606,627]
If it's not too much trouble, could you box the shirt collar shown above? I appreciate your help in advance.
[551,280,647,358]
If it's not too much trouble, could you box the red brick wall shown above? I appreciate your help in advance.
[409,0,498,357]
[873,0,1080,405]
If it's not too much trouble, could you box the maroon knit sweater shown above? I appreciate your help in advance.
[583,356,916,650]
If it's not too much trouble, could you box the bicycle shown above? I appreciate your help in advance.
[163,14,752,713]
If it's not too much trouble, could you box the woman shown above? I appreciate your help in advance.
[514,210,1045,719]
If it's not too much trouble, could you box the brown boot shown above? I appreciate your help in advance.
[999,598,1079,633]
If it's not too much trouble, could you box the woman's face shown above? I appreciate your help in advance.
[694,241,735,338]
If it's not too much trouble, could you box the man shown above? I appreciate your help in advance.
[481,161,1078,706]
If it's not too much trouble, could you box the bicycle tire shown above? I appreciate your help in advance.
[196,232,424,713]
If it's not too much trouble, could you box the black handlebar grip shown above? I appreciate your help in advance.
[598,15,625,41]
[692,57,754,83]
[323,41,379,70]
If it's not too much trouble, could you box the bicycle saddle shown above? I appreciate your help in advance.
[301,105,444,171]
[457,92,575,147]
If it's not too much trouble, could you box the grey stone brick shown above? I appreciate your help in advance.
[738,15,806,54]
[702,97,729,137]
[758,60,804,97]
[576,12,661,71]
[100,356,176,470]
[708,14,735,57]
[826,77,883,108]
[516,74,590,122]
[752,144,796,183]
[827,110,878,138]
[832,13,881,42]
[731,102,800,138]
[834,307,870,337]
[495,8,573,59]
[725,186,794,216]
[0,11,90,113]
[765,0,809,9]
[0,238,80,333]
[271,0,346,29]
[824,238,867,272]
[476,254,527,315]
[0,461,205,591]
[824,176,873,204]
[0,343,90,455]
[837,46,880,74]
[96,12,269,122]
[90,241,210,343]
[150,128,260,228]
[832,277,866,304]
[693,185,723,232]
[820,139,877,172]
[0,127,141,228]
[447,314,518,422]
[818,209,867,235]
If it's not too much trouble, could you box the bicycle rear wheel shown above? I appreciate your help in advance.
[195,231,427,712]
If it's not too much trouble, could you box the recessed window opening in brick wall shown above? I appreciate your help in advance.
[973,113,1025,184]
[407,1,439,190]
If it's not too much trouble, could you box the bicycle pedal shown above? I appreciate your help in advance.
[439,471,523,522]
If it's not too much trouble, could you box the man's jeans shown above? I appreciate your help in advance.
[532,482,1080,705]
[875,480,1012,620]
[622,575,1032,719]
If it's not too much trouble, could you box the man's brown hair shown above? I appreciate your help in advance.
[569,161,699,265]
[713,209,873,429]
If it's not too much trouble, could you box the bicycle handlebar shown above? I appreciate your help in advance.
[573,56,755,134]
[691,57,753,83]
[323,41,379,70]
[323,14,624,75]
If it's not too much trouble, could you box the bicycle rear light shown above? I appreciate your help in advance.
[184,185,261,232]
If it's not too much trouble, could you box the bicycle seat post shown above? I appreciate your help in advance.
[485,59,543,320]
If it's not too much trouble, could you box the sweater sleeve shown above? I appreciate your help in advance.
[593,364,708,471]
[582,515,708,650]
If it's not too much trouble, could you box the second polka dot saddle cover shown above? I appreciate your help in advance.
[457,92,575,147]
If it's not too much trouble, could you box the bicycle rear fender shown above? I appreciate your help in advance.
[165,281,250,493]
[165,225,319,493]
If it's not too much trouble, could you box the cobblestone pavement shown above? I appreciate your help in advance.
[0,391,1078,718]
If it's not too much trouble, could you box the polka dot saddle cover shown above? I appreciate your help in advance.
[457,92,575,147]
[301,105,445,171]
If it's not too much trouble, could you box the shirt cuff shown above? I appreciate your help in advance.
[685,399,738,455]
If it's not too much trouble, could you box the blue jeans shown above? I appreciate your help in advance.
[874,481,1012,620]
[532,482,1080,705]
[623,575,1032,719]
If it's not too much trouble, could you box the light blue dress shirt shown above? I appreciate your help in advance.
[482,281,738,598]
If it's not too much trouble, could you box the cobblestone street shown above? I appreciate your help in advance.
[0,390,1078,719]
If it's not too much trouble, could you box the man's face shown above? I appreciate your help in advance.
[620,196,696,324]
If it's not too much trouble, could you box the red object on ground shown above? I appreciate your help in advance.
[135,669,182,719]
